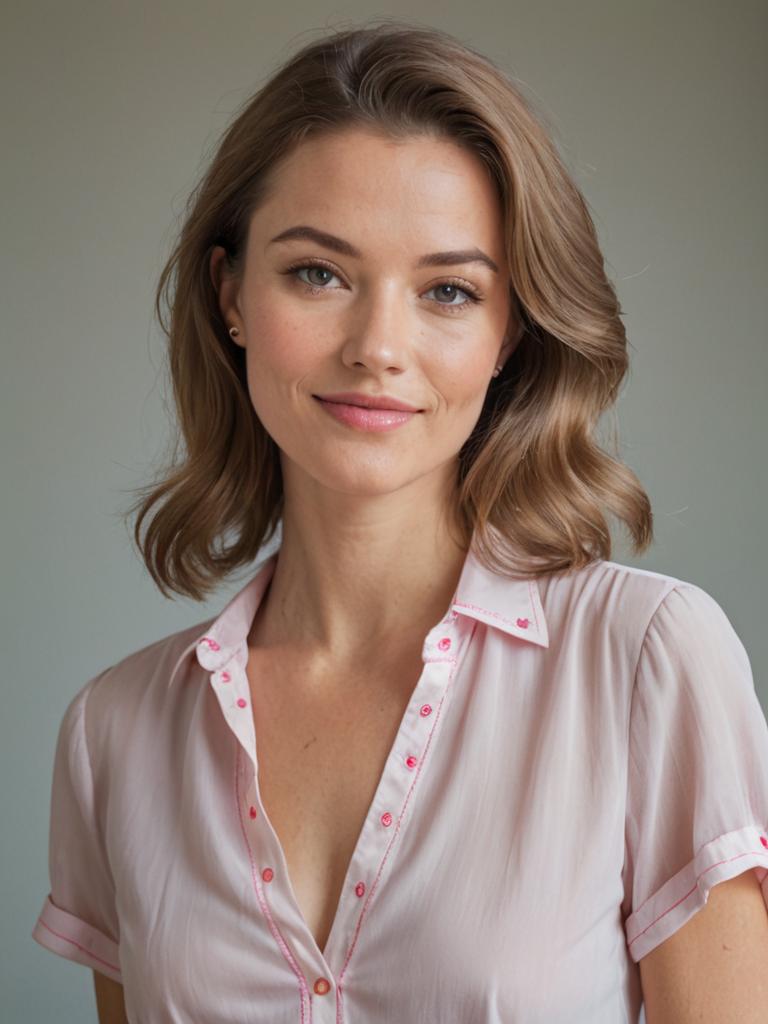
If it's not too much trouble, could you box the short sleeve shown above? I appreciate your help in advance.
[623,583,768,963]
[31,672,122,983]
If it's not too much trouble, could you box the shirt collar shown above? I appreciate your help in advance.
[167,536,549,687]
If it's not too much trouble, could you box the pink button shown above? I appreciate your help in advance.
[355,882,366,897]
[516,617,529,629]
[220,671,231,683]
[249,805,257,819]
[204,637,221,650]
[405,755,418,769]
[419,704,432,717]
[237,697,247,708]
[437,637,451,651]
[761,836,768,848]
[380,812,393,827]
[314,978,331,995]
[262,867,274,882]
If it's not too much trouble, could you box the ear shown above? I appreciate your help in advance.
[496,316,526,372]
[209,245,246,349]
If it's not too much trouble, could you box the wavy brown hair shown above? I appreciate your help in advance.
[124,18,653,602]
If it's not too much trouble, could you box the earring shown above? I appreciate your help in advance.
[492,365,502,378]
[228,326,239,339]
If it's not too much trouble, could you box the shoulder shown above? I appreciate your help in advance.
[537,558,733,666]
[587,562,745,659]
[95,615,214,695]
[539,556,686,625]
[71,614,216,763]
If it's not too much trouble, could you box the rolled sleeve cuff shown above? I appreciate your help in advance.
[32,893,122,983]
[626,823,768,963]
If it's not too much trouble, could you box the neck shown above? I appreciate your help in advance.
[249,513,469,666]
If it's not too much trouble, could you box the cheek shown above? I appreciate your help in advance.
[243,300,319,379]
[240,302,327,425]
[431,353,495,417]
[426,360,496,453]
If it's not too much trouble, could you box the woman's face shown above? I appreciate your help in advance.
[212,128,521,504]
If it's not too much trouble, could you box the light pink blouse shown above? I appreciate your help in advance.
[33,543,768,1022]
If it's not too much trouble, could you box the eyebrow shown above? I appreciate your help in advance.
[268,224,499,274]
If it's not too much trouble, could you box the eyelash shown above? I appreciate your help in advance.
[281,258,484,314]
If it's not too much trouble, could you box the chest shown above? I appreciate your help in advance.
[245,646,425,953]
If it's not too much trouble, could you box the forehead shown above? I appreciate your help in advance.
[250,128,505,255]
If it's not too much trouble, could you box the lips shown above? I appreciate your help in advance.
[314,396,418,432]
[313,392,422,413]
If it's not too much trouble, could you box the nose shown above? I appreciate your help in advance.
[339,281,414,375]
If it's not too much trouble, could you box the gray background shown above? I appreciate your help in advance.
[2,2,765,1020]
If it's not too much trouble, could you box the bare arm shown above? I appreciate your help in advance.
[93,971,129,1024]
[639,870,768,1022]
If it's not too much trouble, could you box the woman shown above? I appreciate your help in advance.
[32,21,768,1023]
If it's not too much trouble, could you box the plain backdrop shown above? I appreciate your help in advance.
[2,2,766,1020]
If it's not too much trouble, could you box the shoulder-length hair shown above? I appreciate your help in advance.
[125,19,653,601]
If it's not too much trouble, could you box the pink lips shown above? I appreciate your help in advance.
[314,391,421,412]
[314,397,418,432]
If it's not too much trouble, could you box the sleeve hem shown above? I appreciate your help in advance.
[31,893,122,983]
[625,823,768,963]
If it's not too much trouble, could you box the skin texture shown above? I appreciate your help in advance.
[93,971,128,1023]
[210,128,522,679]
[637,869,768,1023]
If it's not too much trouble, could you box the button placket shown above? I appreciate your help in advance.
[244,622,461,985]
[344,634,458,956]
[208,655,258,783]
[197,636,234,672]
[421,620,459,663]
[375,636,453,844]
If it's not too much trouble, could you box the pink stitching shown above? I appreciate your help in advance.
[526,579,541,633]
[628,848,768,949]
[453,600,537,633]
[337,618,476,998]
[37,917,121,975]
[630,825,767,919]
[234,744,311,1021]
